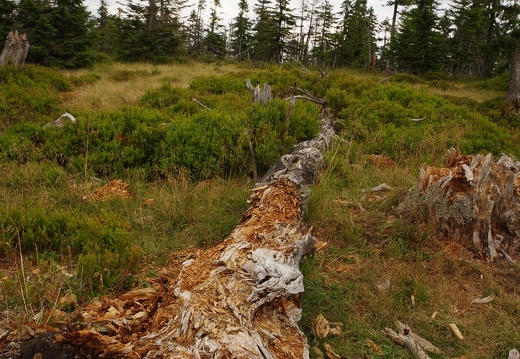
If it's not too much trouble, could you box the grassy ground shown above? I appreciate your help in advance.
[60,61,244,112]
[302,144,520,358]
[1,61,518,358]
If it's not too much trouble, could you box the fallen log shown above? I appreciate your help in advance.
[12,109,337,358]
[399,149,520,262]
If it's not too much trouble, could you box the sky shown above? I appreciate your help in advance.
[84,0,398,25]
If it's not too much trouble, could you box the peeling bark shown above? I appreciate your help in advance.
[399,149,520,263]
[11,109,337,359]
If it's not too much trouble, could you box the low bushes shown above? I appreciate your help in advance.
[1,71,322,180]
[0,207,141,292]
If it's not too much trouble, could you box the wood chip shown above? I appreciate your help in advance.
[449,323,464,340]
[323,343,341,359]
[311,314,342,339]
[365,339,382,354]
[509,348,520,359]
[471,295,495,304]
[315,241,328,252]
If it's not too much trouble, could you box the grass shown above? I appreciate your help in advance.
[1,62,519,358]
[427,85,506,103]
[60,61,244,112]
[303,138,520,358]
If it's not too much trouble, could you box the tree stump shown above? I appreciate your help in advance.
[0,31,29,67]
[399,149,520,263]
[246,79,273,104]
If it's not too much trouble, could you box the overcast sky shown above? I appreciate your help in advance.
[84,0,398,25]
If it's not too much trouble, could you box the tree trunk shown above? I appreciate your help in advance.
[399,149,520,263]
[0,31,29,67]
[13,106,337,358]
[507,37,520,114]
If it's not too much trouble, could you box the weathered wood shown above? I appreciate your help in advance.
[0,31,29,67]
[246,79,273,104]
[509,348,520,359]
[384,321,441,359]
[12,109,337,359]
[42,112,77,129]
[399,149,520,262]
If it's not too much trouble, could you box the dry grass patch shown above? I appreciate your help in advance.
[428,85,505,103]
[61,62,243,112]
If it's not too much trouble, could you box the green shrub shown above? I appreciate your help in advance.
[0,65,69,129]
[160,111,246,179]
[140,83,186,109]
[0,207,142,293]
[423,71,449,81]
[0,123,45,163]
[69,72,101,86]
[471,72,509,92]
[390,72,424,84]
[189,75,247,95]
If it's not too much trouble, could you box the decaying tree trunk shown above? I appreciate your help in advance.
[12,109,336,359]
[0,31,29,67]
[507,37,520,114]
[399,149,520,263]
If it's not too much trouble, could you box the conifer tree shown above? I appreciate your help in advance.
[311,0,336,66]
[231,0,252,60]
[117,0,183,62]
[393,0,444,74]
[251,0,276,61]
[204,0,226,58]
[383,0,412,70]
[334,0,376,68]
[0,0,15,39]
[272,0,296,62]
[14,0,95,68]
[447,0,488,76]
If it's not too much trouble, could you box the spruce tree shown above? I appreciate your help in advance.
[117,0,183,62]
[311,0,336,66]
[12,0,96,68]
[334,0,376,68]
[393,0,444,74]
[204,0,226,58]
[231,0,252,60]
[447,0,488,76]
[0,0,16,39]
[272,0,296,63]
[251,0,276,61]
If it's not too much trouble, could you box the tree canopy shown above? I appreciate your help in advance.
[0,0,518,76]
